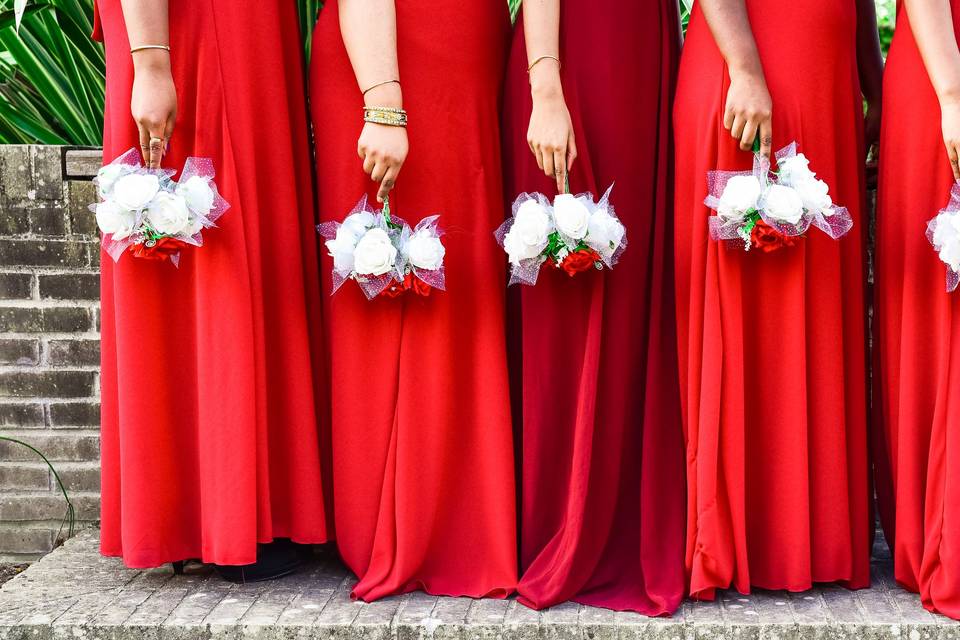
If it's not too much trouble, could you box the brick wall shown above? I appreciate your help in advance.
[0,145,103,562]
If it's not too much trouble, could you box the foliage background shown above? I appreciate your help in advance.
[0,0,897,146]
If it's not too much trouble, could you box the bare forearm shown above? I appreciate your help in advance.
[119,0,169,73]
[855,0,884,103]
[523,0,562,98]
[698,0,763,78]
[905,0,960,105]
[338,0,403,108]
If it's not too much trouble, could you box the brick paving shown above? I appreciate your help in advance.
[1,529,959,639]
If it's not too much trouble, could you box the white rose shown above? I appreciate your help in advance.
[353,228,398,276]
[95,164,126,197]
[504,199,552,264]
[342,211,376,240]
[94,200,137,241]
[762,184,805,225]
[145,191,191,236]
[112,173,160,211]
[934,213,960,271]
[718,175,762,220]
[793,177,833,213]
[553,194,591,240]
[325,226,361,273]
[778,153,817,185]
[585,207,626,256]
[940,238,960,272]
[175,175,216,215]
[406,229,446,271]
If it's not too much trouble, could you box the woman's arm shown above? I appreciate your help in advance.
[523,0,577,192]
[338,0,408,202]
[699,0,773,156]
[120,0,176,168]
[905,0,960,178]
[855,0,884,156]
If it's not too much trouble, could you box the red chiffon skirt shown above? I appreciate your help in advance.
[673,1,872,599]
[501,0,686,615]
[875,2,960,619]
[96,0,331,567]
[309,2,518,601]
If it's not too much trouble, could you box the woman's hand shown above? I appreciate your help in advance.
[527,69,577,192]
[358,122,409,202]
[130,50,176,169]
[723,68,773,157]
[941,98,960,180]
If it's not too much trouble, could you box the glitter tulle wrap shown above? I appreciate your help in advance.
[926,181,960,292]
[706,142,853,250]
[92,148,231,267]
[496,185,626,286]
[318,196,446,300]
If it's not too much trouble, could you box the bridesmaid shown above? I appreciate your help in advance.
[501,0,686,614]
[673,0,883,598]
[309,1,518,599]
[876,0,960,619]
[95,0,331,575]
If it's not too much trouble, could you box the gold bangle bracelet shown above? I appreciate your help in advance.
[527,54,561,74]
[130,44,171,54]
[363,106,408,128]
[362,79,401,96]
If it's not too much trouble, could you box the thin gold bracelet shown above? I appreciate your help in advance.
[363,106,408,127]
[130,44,171,54]
[527,55,561,74]
[362,79,401,96]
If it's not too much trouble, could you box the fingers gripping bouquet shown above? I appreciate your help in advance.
[92,148,230,266]
[496,186,626,286]
[705,142,853,252]
[319,196,446,300]
[927,182,960,292]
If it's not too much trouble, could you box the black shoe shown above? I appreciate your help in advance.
[214,539,306,584]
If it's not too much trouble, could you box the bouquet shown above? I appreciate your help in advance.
[927,182,960,292]
[705,142,853,252]
[496,186,626,286]
[91,148,230,266]
[319,196,446,300]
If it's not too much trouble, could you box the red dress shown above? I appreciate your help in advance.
[673,1,872,599]
[309,2,518,600]
[876,1,960,619]
[501,0,686,614]
[95,0,331,567]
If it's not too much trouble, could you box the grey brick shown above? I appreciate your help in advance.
[68,180,99,237]
[64,150,103,179]
[56,464,100,492]
[38,273,99,300]
[0,403,44,427]
[48,402,99,427]
[0,307,91,333]
[0,239,92,268]
[0,493,99,521]
[27,206,67,236]
[0,463,49,490]
[0,272,33,299]
[0,370,96,398]
[0,527,53,554]
[46,339,99,366]
[0,433,99,462]
[0,145,31,200]
[0,339,38,365]
[30,145,64,201]
[0,206,30,235]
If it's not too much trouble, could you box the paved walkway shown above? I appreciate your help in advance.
[0,529,958,639]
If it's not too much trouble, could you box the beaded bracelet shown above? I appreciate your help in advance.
[363,106,408,128]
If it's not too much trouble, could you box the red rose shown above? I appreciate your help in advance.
[557,249,602,277]
[410,275,432,297]
[130,237,186,261]
[378,273,432,299]
[750,220,796,253]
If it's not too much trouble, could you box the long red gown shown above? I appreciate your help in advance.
[309,2,518,600]
[876,0,960,619]
[95,0,331,568]
[501,0,686,614]
[673,1,872,599]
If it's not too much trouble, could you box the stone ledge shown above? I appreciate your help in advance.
[0,530,958,640]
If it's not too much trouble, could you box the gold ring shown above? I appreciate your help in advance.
[149,137,163,147]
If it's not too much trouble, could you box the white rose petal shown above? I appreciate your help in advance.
[762,184,805,225]
[504,200,552,264]
[406,230,445,271]
[793,177,833,213]
[353,228,398,276]
[718,175,762,220]
[175,175,216,215]
[940,237,960,272]
[552,194,591,240]
[95,164,126,197]
[585,207,626,257]
[778,153,817,186]
[112,174,160,211]
[145,191,191,236]
[95,200,137,241]
[342,211,376,240]
[326,226,361,273]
